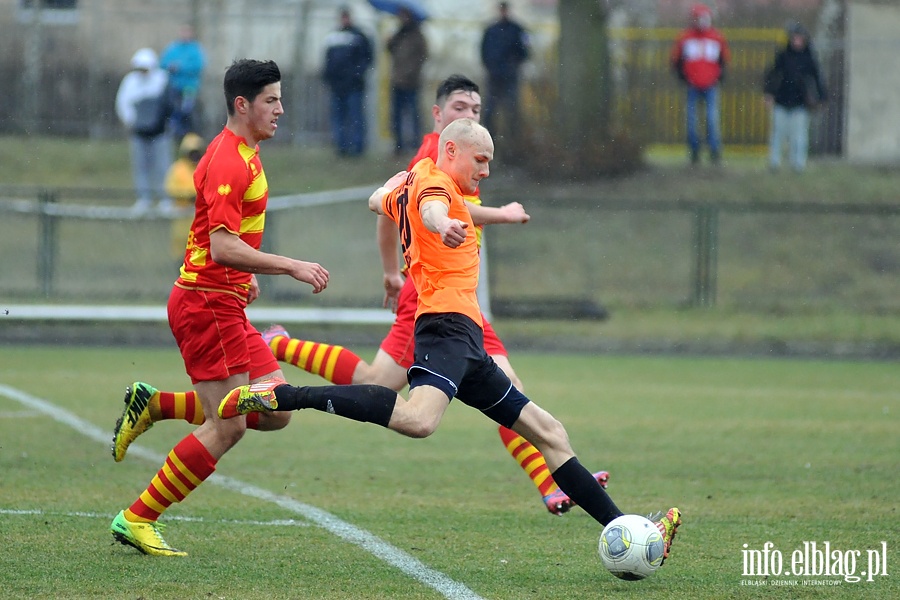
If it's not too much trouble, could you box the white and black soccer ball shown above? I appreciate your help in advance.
[598,514,665,580]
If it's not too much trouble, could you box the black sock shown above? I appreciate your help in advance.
[551,457,624,526]
[273,384,396,427]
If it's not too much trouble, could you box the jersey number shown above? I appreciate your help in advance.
[396,186,412,267]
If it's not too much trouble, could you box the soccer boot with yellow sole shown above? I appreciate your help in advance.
[649,507,682,564]
[218,379,284,419]
[110,510,186,557]
[111,382,156,462]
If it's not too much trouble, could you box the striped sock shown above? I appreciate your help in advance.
[155,390,262,429]
[498,425,557,498]
[270,336,363,385]
[125,432,217,523]
[157,390,205,425]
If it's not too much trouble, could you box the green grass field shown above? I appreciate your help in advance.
[1,346,897,599]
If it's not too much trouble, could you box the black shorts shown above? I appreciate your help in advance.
[409,312,529,428]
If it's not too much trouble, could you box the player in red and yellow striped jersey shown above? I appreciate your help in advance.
[109,59,329,558]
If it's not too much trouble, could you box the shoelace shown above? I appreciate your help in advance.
[146,522,174,549]
[646,510,663,522]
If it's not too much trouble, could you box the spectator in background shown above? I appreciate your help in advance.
[386,7,428,156]
[323,6,373,157]
[164,132,204,261]
[116,47,173,215]
[763,22,827,173]
[480,1,529,144]
[670,3,730,165]
[160,24,207,141]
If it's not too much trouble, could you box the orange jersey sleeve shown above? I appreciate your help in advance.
[381,158,482,327]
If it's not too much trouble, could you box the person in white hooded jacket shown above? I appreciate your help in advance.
[116,48,173,214]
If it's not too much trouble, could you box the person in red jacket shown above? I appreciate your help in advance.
[670,3,730,165]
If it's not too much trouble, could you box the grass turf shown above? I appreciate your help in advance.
[0,345,897,599]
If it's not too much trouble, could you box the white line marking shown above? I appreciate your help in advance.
[0,508,309,527]
[0,383,484,600]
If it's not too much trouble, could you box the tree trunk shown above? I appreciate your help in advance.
[557,0,611,154]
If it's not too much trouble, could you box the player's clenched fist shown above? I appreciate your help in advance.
[440,219,469,248]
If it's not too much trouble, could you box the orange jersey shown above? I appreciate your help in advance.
[175,128,268,299]
[381,158,482,327]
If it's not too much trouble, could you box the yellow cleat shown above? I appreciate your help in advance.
[217,380,283,419]
[650,507,682,564]
[110,510,186,557]
[111,382,156,462]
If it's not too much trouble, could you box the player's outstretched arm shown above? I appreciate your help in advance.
[209,229,329,293]
[467,201,530,226]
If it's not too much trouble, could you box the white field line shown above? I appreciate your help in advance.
[0,383,485,600]
[0,508,309,528]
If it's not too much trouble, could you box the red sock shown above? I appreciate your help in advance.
[272,336,362,384]
[125,432,216,522]
[498,425,557,498]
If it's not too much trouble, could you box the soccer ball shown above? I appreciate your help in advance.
[598,514,665,580]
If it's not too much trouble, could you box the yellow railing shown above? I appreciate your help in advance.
[523,27,791,147]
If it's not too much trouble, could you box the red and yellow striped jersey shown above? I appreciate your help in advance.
[175,127,268,299]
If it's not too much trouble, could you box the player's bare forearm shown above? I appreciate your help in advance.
[377,215,404,310]
[209,229,329,292]
[377,215,400,275]
[467,201,530,226]
[422,201,467,248]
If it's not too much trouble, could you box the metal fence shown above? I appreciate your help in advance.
[485,193,900,315]
[4,186,899,316]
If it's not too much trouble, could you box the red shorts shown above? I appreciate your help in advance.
[379,276,507,369]
[168,286,279,384]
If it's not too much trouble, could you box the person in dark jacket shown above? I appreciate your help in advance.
[480,1,529,144]
[323,7,373,156]
[763,22,827,172]
[386,8,428,156]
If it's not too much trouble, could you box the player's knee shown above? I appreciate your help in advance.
[403,420,439,439]
[213,418,248,447]
[542,416,571,451]
[395,411,441,439]
[524,409,570,452]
